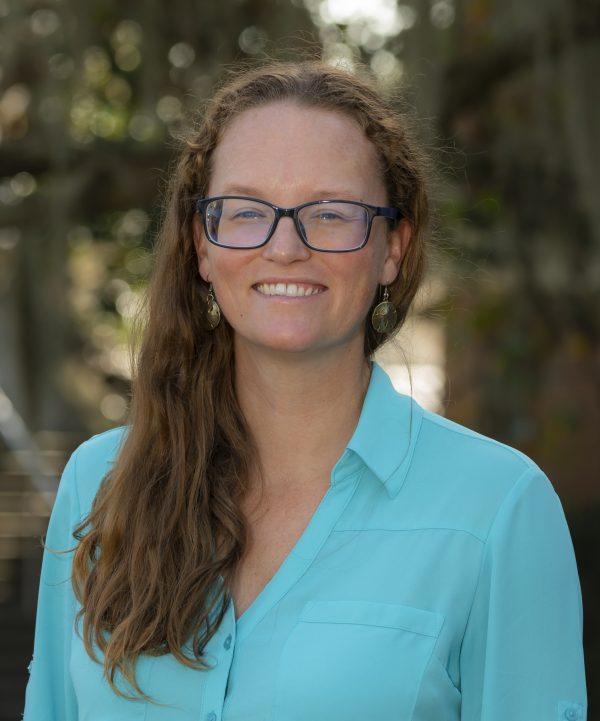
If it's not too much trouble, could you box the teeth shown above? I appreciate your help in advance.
[255,283,323,297]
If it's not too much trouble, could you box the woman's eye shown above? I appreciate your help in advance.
[313,211,343,222]
[231,209,266,221]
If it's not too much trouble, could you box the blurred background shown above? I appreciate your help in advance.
[0,0,598,717]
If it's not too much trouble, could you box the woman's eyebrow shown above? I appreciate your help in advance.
[218,184,262,196]
[216,184,363,201]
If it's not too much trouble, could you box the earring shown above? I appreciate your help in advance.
[205,283,221,329]
[371,286,397,334]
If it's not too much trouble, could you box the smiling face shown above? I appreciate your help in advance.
[193,100,408,362]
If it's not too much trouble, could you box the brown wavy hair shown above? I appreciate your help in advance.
[71,60,429,699]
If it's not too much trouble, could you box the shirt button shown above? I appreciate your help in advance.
[206,713,217,721]
[564,709,579,721]
[223,634,232,650]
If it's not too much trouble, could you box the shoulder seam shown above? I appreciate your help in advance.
[482,465,555,544]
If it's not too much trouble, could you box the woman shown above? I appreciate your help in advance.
[24,61,586,720]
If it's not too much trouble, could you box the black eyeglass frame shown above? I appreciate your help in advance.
[195,195,403,253]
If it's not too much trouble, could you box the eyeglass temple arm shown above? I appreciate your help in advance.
[376,207,403,220]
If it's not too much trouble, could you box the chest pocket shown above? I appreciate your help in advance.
[273,600,444,721]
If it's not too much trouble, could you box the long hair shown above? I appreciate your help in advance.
[71,60,429,698]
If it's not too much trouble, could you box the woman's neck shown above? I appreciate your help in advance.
[234,342,371,494]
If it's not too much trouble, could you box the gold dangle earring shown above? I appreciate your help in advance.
[205,283,221,329]
[371,286,397,334]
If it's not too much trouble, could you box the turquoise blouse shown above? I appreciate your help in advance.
[24,363,586,721]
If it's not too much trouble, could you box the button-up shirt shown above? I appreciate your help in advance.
[23,363,587,720]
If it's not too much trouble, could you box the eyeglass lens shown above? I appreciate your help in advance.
[204,198,369,250]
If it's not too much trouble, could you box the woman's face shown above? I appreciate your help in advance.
[193,100,408,361]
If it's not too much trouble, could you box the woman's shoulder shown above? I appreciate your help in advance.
[367,365,554,524]
[407,405,557,540]
[72,424,129,464]
[63,425,130,513]
[418,406,537,477]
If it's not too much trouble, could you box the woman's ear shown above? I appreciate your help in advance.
[380,219,411,286]
[192,214,211,282]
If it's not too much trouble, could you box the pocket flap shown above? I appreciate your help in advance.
[299,600,443,638]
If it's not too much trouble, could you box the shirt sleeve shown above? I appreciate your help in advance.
[23,448,81,721]
[459,467,587,721]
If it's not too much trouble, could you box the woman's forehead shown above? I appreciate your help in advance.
[217,100,365,145]
[208,100,386,201]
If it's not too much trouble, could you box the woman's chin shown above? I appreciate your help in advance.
[233,325,364,359]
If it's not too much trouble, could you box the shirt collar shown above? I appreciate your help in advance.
[334,361,423,499]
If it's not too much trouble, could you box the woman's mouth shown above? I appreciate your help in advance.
[254,282,325,297]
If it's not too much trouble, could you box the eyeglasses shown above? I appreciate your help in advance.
[195,196,403,253]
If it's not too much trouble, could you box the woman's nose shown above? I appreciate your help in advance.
[260,216,312,263]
